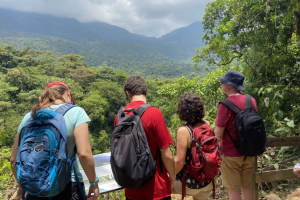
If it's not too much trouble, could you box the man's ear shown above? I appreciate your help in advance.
[125,91,130,99]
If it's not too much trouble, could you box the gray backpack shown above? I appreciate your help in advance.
[110,104,162,189]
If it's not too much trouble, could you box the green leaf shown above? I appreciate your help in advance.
[278,110,283,118]
[267,88,272,93]
[273,163,279,170]
[287,120,295,128]
[275,127,290,133]
[293,160,298,165]
[265,100,269,108]
[284,118,290,121]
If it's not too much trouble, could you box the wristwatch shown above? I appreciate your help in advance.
[89,176,99,186]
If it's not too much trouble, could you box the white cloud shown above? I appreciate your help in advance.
[0,0,213,37]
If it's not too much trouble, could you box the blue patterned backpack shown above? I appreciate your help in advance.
[15,104,85,199]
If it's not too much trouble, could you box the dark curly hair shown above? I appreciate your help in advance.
[176,92,205,124]
[124,75,147,96]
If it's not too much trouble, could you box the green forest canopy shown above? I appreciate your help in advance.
[1,0,300,194]
[1,0,300,159]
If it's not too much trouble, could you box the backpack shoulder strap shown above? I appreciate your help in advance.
[185,125,193,139]
[117,107,125,120]
[220,100,241,114]
[55,104,77,116]
[225,128,238,149]
[245,94,253,110]
[73,160,87,199]
[137,104,153,117]
[185,125,202,152]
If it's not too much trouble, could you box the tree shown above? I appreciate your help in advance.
[194,0,300,136]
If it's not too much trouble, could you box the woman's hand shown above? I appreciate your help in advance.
[87,184,100,200]
[294,168,300,178]
[11,186,23,200]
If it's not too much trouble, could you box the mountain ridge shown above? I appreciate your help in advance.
[0,8,207,78]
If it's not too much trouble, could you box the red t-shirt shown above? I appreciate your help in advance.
[215,94,258,157]
[114,101,174,200]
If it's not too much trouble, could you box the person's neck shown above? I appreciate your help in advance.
[43,100,65,108]
[194,120,206,128]
[129,95,146,103]
[54,100,65,104]
[227,90,242,97]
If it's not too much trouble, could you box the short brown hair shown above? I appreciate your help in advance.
[176,92,205,124]
[124,75,147,96]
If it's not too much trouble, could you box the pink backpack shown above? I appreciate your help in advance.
[181,124,222,199]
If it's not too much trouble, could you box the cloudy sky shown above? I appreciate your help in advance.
[0,0,213,37]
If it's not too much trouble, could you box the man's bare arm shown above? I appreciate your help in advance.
[214,126,225,142]
[160,147,175,188]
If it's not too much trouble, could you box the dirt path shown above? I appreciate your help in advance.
[172,194,192,200]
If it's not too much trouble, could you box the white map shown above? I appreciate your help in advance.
[78,153,123,194]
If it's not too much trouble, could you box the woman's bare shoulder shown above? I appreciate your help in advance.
[177,126,190,137]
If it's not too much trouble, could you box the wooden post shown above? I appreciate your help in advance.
[249,137,300,200]
[252,156,258,200]
[267,137,300,147]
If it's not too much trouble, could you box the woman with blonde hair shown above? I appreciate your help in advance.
[10,81,99,200]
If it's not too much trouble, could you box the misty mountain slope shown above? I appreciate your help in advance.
[158,21,204,43]
[0,8,205,59]
[0,34,170,63]
[0,9,94,41]
[0,34,205,78]
[82,22,156,43]
[0,8,208,77]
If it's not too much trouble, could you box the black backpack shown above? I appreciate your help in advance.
[220,94,267,156]
[110,104,162,189]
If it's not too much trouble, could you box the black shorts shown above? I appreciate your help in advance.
[26,181,85,200]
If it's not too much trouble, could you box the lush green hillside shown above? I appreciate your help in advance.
[0,8,205,68]
[0,45,178,151]
[0,34,207,78]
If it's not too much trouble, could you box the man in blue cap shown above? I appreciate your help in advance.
[214,70,258,200]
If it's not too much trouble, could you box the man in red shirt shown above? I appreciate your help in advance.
[114,75,175,200]
[214,70,257,200]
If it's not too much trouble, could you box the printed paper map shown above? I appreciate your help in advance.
[77,153,123,194]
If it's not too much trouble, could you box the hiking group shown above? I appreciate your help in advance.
[10,70,268,200]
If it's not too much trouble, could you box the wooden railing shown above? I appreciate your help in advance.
[253,137,300,200]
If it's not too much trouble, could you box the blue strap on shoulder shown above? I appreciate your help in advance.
[55,104,77,116]
[58,104,85,198]
[73,160,87,199]
[22,190,26,200]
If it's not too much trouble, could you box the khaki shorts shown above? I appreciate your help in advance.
[173,180,212,200]
[220,154,255,191]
